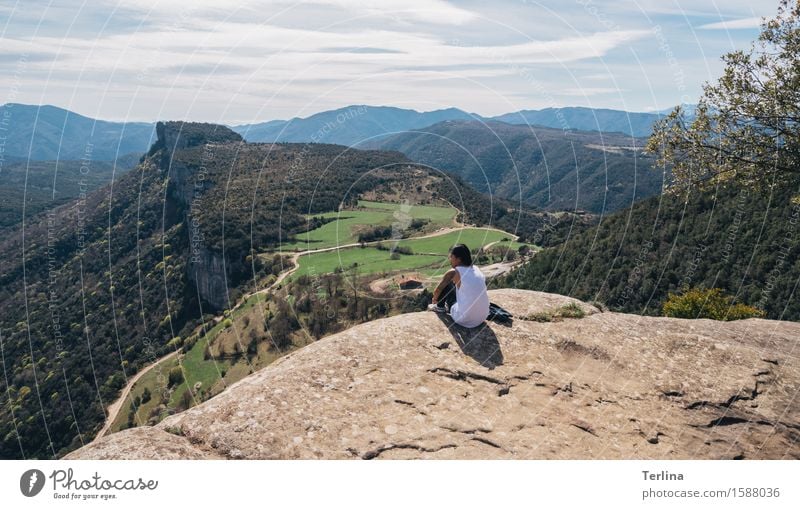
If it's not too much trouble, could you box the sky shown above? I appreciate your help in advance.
[0,0,779,124]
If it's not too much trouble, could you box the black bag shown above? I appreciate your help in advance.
[487,302,513,324]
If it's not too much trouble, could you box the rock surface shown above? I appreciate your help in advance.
[67,290,800,460]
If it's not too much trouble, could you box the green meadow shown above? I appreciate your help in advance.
[280,200,458,251]
[395,228,511,254]
[289,228,512,281]
[491,239,537,251]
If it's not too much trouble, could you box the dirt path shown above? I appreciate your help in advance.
[92,350,178,443]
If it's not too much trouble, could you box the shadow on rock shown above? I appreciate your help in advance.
[435,313,504,369]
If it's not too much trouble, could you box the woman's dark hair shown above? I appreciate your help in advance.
[450,243,472,266]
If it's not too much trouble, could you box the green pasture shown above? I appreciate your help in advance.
[280,200,457,251]
[289,228,512,281]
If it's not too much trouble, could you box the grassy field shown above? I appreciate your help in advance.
[491,239,536,251]
[395,228,511,254]
[280,200,457,251]
[289,228,511,282]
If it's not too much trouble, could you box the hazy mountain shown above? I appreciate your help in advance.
[0,103,156,160]
[233,105,685,144]
[2,103,692,163]
[232,105,480,145]
[493,107,665,138]
[656,103,698,116]
[365,120,665,214]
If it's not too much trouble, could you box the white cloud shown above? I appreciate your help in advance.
[560,87,622,96]
[299,0,478,25]
[112,0,478,26]
[0,0,774,121]
[698,17,764,30]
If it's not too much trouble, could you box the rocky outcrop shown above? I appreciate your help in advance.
[155,121,243,312]
[67,289,800,460]
[187,245,229,311]
[155,121,243,158]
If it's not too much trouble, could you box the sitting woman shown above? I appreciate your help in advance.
[428,243,490,328]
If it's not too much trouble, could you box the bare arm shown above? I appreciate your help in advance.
[432,269,457,304]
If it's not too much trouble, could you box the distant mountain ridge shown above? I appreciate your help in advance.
[232,105,480,145]
[493,107,662,138]
[0,103,156,160]
[364,120,665,214]
[2,103,690,161]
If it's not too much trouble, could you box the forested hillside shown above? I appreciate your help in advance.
[0,156,139,230]
[498,177,800,321]
[366,120,664,214]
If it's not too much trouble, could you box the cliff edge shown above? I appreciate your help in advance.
[67,289,800,460]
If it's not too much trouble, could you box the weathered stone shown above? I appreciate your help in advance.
[67,290,800,460]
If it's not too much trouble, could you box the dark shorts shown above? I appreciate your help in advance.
[440,281,457,309]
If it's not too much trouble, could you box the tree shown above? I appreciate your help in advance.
[269,312,292,350]
[247,332,258,357]
[647,0,800,193]
[178,389,193,411]
[141,387,152,404]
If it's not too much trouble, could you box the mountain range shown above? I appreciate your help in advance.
[2,103,682,162]
[0,103,156,160]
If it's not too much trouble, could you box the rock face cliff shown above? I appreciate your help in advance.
[157,121,244,311]
[67,290,800,460]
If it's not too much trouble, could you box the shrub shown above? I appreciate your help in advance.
[521,302,587,322]
[525,311,556,323]
[222,318,233,328]
[167,366,184,387]
[558,302,585,319]
[662,287,764,321]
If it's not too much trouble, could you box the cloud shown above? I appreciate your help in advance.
[560,87,622,96]
[112,0,478,26]
[697,17,764,30]
[297,0,478,25]
[0,0,774,121]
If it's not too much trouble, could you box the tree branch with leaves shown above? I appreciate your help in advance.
[646,0,800,193]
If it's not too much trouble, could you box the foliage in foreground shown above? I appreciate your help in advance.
[662,287,765,321]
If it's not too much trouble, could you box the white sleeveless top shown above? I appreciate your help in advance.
[450,265,490,328]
